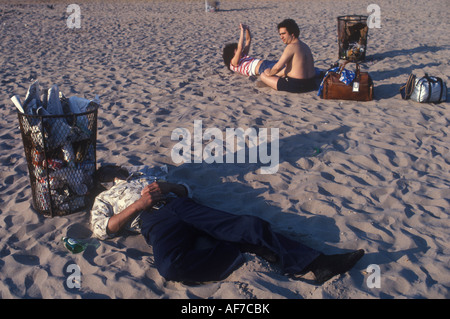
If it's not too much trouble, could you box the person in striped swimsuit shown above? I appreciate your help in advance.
[223,23,279,77]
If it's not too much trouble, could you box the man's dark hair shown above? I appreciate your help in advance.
[222,43,238,69]
[277,19,300,38]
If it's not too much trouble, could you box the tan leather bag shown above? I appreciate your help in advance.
[322,62,374,101]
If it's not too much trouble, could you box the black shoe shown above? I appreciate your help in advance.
[306,249,365,285]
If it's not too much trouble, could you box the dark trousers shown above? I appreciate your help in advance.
[140,197,320,282]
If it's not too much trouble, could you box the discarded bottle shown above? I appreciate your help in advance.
[62,236,100,254]
[62,237,87,254]
[313,147,322,156]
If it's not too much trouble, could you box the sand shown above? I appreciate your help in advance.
[0,0,449,300]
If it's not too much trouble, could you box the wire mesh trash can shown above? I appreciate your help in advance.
[17,104,98,217]
[337,15,369,62]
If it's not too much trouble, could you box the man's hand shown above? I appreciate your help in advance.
[135,187,166,211]
[141,181,188,199]
[106,188,164,235]
[106,181,188,235]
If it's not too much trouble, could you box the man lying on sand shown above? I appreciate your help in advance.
[223,23,278,77]
[90,165,364,284]
[260,19,318,93]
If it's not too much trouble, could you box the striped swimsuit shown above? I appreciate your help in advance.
[230,55,260,76]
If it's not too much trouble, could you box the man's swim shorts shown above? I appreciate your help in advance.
[277,76,317,93]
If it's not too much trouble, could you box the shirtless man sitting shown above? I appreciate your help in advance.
[260,19,317,93]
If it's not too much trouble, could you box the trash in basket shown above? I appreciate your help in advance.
[13,80,99,217]
[337,15,369,62]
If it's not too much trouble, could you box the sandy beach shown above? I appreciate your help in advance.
[0,0,449,300]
